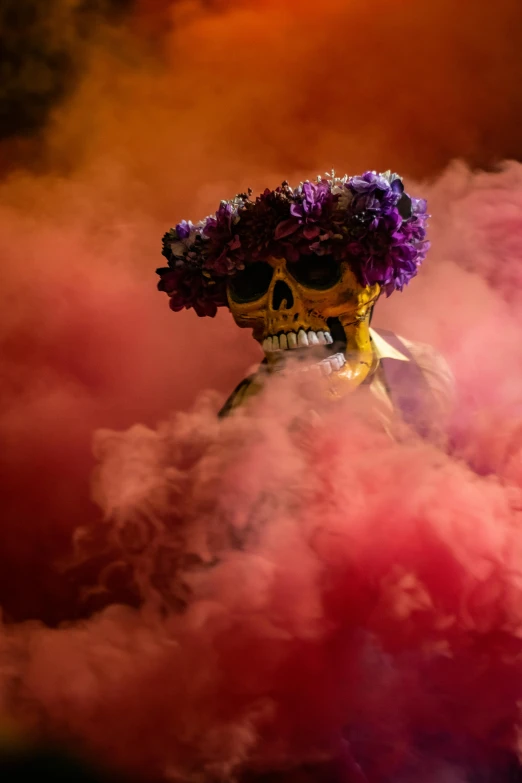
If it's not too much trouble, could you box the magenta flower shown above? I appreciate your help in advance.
[276,180,334,241]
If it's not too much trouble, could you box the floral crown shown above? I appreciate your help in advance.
[156,170,429,317]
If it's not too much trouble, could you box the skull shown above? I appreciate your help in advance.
[227,255,380,377]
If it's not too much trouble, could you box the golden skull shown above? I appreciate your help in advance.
[227,255,380,383]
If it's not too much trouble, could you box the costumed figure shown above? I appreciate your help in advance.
[152,172,462,782]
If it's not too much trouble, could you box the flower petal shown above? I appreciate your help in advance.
[275,218,299,239]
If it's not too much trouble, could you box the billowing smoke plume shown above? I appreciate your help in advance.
[3,0,522,176]
[2,0,522,621]
[0,0,135,173]
[1,162,522,781]
[2,1,522,781]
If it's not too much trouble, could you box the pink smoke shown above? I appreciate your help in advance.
[2,164,522,781]
[0,181,260,622]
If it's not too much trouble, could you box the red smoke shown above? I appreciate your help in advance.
[2,1,522,780]
[1,163,522,780]
[1,0,522,621]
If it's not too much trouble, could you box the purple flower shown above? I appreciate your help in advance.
[412,197,428,215]
[349,171,391,195]
[343,201,428,296]
[291,180,332,221]
[276,180,334,241]
[175,220,192,240]
[204,202,235,242]
[347,171,403,213]
[390,177,405,197]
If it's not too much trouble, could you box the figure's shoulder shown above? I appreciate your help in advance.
[372,329,455,445]
[373,328,454,399]
[394,333,456,409]
[394,334,456,447]
[218,373,261,418]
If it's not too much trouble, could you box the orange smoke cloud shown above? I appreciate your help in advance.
[0,0,520,638]
[45,0,522,191]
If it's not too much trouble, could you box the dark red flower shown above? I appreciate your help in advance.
[156,266,227,318]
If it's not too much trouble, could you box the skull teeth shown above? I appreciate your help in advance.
[320,352,345,374]
[263,330,333,353]
[271,352,346,377]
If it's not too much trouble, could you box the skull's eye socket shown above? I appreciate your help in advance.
[229,262,273,302]
[289,254,341,289]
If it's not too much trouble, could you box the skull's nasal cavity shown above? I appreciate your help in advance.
[272,280,294,310]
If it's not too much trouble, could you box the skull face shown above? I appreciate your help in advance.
[227,255,380,369]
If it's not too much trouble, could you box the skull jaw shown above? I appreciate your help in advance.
[233,313,378,404]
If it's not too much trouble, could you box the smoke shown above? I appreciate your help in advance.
[2,0,522,780]
[0,0,136,175]
[4,0,522,176]
[1,0,522,623]
[1,162,522,781]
